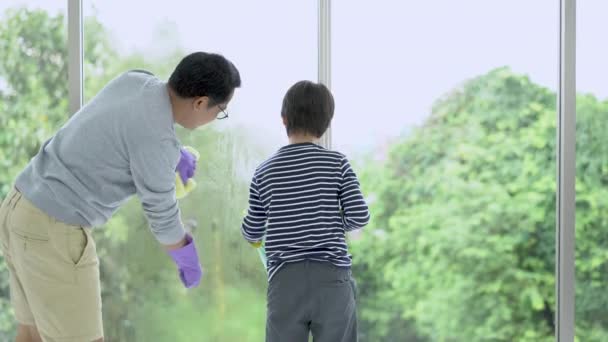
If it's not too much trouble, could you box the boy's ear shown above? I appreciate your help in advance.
[281,115,287,126]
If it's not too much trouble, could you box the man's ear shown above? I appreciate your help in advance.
[282,115,287,126]
[193,96,211,110]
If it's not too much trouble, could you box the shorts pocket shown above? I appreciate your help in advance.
[324,264,352,286]
[67,227,87,266]
[54,224,97,268]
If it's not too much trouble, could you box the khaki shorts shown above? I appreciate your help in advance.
[0,188,103,341]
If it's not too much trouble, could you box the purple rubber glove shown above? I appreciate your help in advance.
[167,233,203,288]
[176,148,197,185]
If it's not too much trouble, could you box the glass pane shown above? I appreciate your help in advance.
[333,1,558,340]
[0,1,67,339]
[83,1,316,340]
[575,1,608,340]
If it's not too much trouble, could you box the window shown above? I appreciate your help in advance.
[84,1,316,340]
[333,1,558,340]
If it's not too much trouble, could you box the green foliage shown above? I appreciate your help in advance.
[352,68,607,341]
[0,7,68,198]
[573,93,608,342]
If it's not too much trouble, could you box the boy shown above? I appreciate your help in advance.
[241,80,370,342]
[0,51,240,342]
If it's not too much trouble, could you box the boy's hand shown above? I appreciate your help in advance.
[167,233,203,288]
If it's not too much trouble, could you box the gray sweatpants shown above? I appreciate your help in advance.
[266,260,358,342]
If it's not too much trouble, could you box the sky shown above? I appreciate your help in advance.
[0,0,606,156]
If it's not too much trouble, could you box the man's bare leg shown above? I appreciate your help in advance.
[15,324,42,342]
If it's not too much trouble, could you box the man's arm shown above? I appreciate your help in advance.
[129,139,202,288]
[129,139,186,246]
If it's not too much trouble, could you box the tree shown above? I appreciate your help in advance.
[351,68,608,341]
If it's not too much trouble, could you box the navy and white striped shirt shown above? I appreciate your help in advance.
[241,142,370,281]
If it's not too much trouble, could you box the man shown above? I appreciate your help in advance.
[0,51,241,342]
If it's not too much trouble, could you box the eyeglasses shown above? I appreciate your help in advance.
[217,105,229,120]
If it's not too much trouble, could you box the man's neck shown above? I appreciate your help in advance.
[167,84,179,123]
[167,84,188,126]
